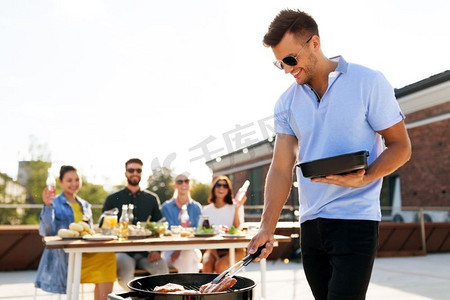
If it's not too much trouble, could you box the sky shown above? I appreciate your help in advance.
[1,0,449,191]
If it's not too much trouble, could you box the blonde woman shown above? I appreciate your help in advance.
[161,174,203,272]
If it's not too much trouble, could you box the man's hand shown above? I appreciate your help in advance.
[247,228,275,262]
[147,251,161,262]
[311,169,366,187]
[170,250,181,264]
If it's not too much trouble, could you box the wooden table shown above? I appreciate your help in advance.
[44,234,290,300]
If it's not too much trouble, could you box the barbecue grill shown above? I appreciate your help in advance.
[108,273,256,300]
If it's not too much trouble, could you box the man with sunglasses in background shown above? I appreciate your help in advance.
[247,9,411,300]
[103,158,169,290]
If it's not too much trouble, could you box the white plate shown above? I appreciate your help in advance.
[83,235,118,241]
[222,233,248,238]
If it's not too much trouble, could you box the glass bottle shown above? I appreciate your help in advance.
[198,215,210,229]
[235,180,250,205]
[119,204,129,240]
[45,168,56,199]
[180,204,191,227]
[128,204,134,224]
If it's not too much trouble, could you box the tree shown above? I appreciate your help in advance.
[146,167,174,203]
[146,167,210,206]
[1,163,110,225]
[18,160,51,204]
[13,160,51,225]
[190,180,210,205]
[78,177,109,222]
[78,178,108,205]
[0,172,27,225]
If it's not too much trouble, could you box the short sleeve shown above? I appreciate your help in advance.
[367,72,405,131]
[274,94,295,136]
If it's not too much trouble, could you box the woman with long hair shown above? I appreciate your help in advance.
[201,175,247,273]
[35,165,116,300]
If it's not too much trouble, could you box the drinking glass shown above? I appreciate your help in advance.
[170,225,182,238]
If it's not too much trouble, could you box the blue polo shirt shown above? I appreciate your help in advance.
[274,56,404,223]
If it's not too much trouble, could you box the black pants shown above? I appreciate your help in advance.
[301,218,379,300]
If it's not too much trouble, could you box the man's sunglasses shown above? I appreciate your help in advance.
[273,36,313,70]
[176,179,190,185]
[126,168,142,174]
[215,183,229,189]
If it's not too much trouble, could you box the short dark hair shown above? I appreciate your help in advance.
[125,158,143,168]
[263,9,319,47]
[59,165,77,180]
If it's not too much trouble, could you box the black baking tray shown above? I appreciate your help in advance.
[297,151,369,178]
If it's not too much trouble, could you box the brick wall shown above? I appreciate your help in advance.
[406,101,450,123]
[399,111,450,207]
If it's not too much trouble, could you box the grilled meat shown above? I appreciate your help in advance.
[199,275,237,293]
[153,283,184,293]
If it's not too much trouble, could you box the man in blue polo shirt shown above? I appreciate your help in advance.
[248,9,412,300]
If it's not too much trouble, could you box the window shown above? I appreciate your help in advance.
[380,172,397,217]
[248,166,263,206]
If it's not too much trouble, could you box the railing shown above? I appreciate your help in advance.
[0,204,104,209]
[1,204,449,225]
[0,204,105,225]
[381,206,450,223]
[244,205,299,222]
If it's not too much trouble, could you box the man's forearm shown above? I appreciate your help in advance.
[365,122,412,184]
[365,142,411,183]
[260,167,294,234]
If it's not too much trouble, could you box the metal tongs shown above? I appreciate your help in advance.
[211,245,265,284]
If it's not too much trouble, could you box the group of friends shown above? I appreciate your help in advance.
[35,158,247,300]
[35,8,412,300]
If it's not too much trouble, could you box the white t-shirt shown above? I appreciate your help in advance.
[202,203,244,229]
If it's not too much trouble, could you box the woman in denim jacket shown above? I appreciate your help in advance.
[35,166,116,299]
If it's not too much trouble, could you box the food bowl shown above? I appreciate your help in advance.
[298,151,369,178]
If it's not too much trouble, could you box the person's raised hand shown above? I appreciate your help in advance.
[235,195,247,208]
[42,186,55,206]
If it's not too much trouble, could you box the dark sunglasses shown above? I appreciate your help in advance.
[273,36,313,70]
[176,179,190,185]
[126,168,142,174]
[215,183,229,189]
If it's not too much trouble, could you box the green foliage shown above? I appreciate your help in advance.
[190,180,210,205]
[0,162,109,225]
[21,160,52,204]
[78,178,108,205]
[78,177,109,222]
[146,167,174,204]
[0,172,25,203]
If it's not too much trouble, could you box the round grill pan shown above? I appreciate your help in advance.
[109,273,256,300]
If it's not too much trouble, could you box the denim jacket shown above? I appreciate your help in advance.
[35,193,92,294]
